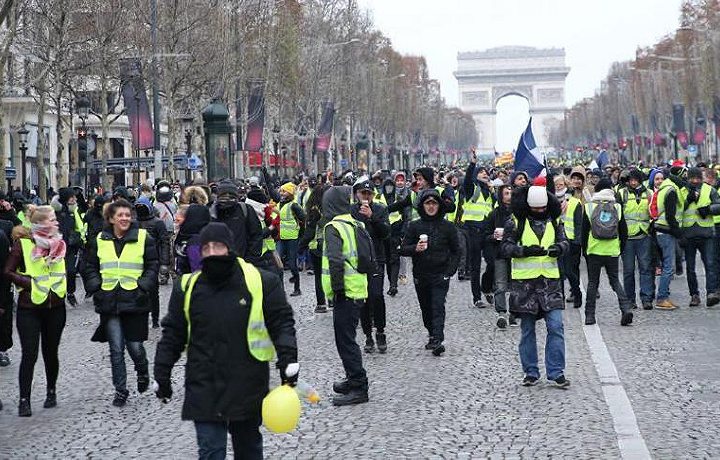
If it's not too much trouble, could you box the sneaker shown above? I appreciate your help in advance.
[137,375,150,393]
[508,313,518,327]
[620,311,633,326]
[363,337,375,353]
[398,275,407,285]
[289,289,302,297]
[642,301,654,310]
[332,389,369,406]
[43,391,57,409]
[0,351,10,367]
[474,300,485,308]
[376,332,387,354]
[431,342,445,356]
[708,294,720,307]
[550,375,571,389]
[18,397,31,417]
[655,299,677,310]
[306,270,314,276]
[584,314,596,325]
[424,337,434,350]
[112,389,129,407]
[522,375,539,386]
[484,293,494,304]
[496,313,508,329]
[151,320,160,329]
[690,294,701,307]
[67,293,78,307]
[314,304,327,313]
[387,286,398,297]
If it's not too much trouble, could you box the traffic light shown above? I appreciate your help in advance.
[78,127,87,161]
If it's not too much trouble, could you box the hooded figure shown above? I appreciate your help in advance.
[174,204,211,275]
[509,171,529,188]
[398,188,459,356]
[135,197,172,326]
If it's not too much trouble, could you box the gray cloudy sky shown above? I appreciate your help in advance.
[357,0,683,151]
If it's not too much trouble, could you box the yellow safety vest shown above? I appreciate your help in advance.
[321,214,368,300]
[181,258,275,361]
[585,202,622,256]
[715,185,720,225]
[374,190,387,206]
[620,188,651,237]
[446,189,463,223]
[681,183,714,228]
[73,208,86,244]
[511,218,560,280]
[279,203,299,240]
[261,220,276,255]
[461,184,493,223]
[17,210,31,228]
[561,196,581,241]
[18,238,67,304]
[656,179,683,228]
[97,229,147,291]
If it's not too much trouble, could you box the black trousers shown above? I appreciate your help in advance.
[66,248,79,295]
[585,255,631,314]
[310,252,325,306]
[414,273,450,342]
[333,296,367,388]
[17,306,66,398]
[361,263,386,336]
[150,285,160,323]
[384,237,401,288]
[468,226,494,302]
[562,243,582,303]
[0,301,12,352]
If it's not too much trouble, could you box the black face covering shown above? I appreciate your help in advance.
[201,255,236,283]
[529,209,549,221]
[217,199,237,213]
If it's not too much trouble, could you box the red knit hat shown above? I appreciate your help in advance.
[533,176,547,186]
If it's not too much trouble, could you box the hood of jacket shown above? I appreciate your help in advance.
[322,186,352,221]
[135,197,156,221]
[509,171,528,186]
[416,188,445,221]
[591,188,616,203]
[179,204,211,236]
[244,198,267,220]
[511,185,562,221]
[569,165,586,183]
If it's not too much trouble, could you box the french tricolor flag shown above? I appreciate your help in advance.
[513,117,545,179]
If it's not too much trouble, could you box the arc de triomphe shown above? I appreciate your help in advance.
[454,46,570,154]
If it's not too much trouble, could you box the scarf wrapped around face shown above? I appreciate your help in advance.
[30,223,66,264]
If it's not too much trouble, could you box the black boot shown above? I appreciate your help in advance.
[376,332,387,354]
[573,293,583,309]
[43,390,57,408]
[290,278,301,297]
[137,374,150,393]
[387,286,398,297]
[584,312,596,325]
[112,389,129,407]
[0,397,3,411]
[333,379,351,395]
[332,388,369,406]
[18,398,31,417]
[67,293,78,307]
[363,336,375,353]
[621,311,633,326]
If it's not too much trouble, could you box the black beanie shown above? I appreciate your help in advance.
[415,167,434,185]
[199,222,234,251]
[58,187,75,205]
[595,177,613,193]
[246,188,268,204]
[688,167,703,180]
[216,180,239,199]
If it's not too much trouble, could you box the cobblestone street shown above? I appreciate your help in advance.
[1,263,719,459]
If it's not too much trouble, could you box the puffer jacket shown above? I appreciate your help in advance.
[153,261,297,422]
[83,224,159,315]
[398,189,459,277]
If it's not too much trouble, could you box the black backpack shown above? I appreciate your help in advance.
[589,202,619,240]
[336,219,377,274]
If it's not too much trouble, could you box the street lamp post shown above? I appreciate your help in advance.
[272,124,280,179]
[76,95,90,193]
[17,127,28,194]
[298,127,307,175]
[182,115,194,184]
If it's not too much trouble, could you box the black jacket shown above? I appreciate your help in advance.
[153,261,297,422]
[350,201,390,263]
[84,225,159,315]
[83,208,105,243]
[398,189,459,277]
[482,203,513,257]
[135,205,171,267]
[56,204,82,249]
[210,201,263,264]
[322,186,355,296]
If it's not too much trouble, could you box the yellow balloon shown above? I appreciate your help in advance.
[262,384,302,433]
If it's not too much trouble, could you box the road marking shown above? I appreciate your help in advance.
[578,285,651,459]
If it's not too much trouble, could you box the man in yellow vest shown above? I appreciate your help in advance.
[277,182,306,296]
[153,222,297,460]
[679,167,720,307]
[462,153,495,307]
[618,169,655,310]
[382,173,407,295]
[652,168,684,309]
[322,186,369,406]
[581,178,633,326]
[501,185,569,388]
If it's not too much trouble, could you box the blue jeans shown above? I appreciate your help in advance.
[684,236,718,296]
[105,316,147,392]
[195,418,262,460]
[622,236,654,304]
[277,239,299,279]
[655,233,676,301]
[518,309,565,380]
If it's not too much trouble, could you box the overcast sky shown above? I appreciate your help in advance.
[357,0,683,151]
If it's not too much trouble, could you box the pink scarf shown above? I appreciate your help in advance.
[30,224,66,264]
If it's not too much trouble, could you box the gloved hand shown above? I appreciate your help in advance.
[279,363,299,387]
[152,380,172,402]
[522,245,547,257]
[547,244,562,258]
[159,265,170,285]
[698,206,710,219]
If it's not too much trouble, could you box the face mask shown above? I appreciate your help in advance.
[217,199,237,211]
[201,255,236,282]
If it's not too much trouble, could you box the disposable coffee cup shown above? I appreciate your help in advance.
[361,200,369,206]
[419,234,428,243]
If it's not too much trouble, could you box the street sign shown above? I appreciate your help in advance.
[5,167,16,179]
[688,145,697,153]
[340,158,348,168]
[188,153,202,170]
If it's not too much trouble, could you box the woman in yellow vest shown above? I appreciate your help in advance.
[277,182,306,296]
[4,206,68,417]
[84,199,159,408]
